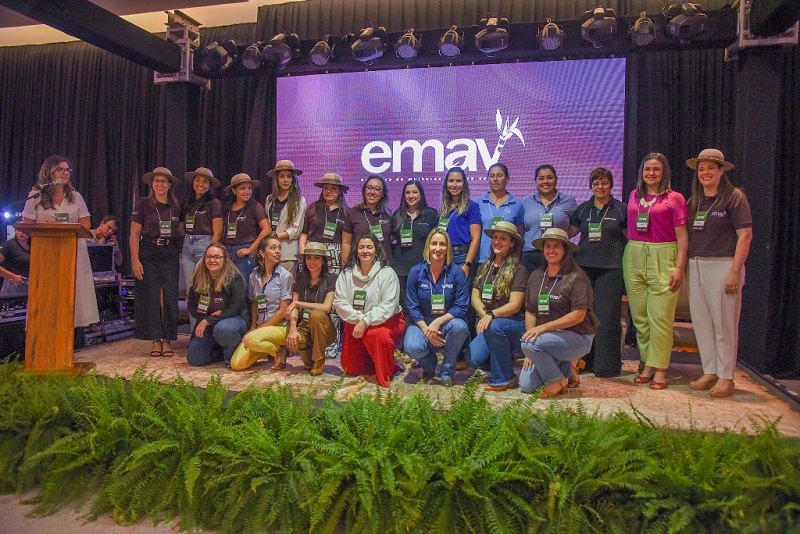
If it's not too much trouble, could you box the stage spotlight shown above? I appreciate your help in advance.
[630,12,656,46]
[475,16,510,56]
[351,26,388,64]
[240,42,263,70]
[667,2,708,44]
[310,35,334,66]
[581,6,618,48]
[439,25,463,57]
[262,31,301,70]
[198,39,238,75]
[539,18,564,50]
[396,28,420,59]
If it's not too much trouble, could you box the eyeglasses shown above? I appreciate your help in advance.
[55,167,72,173]
[205,255,224,262]
[592,182,611,189]
[152,178,170,184]
[365,185,384,193]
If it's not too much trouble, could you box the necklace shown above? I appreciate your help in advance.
[639,195,657,208]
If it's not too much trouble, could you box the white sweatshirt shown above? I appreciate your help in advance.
[334,262,401,326]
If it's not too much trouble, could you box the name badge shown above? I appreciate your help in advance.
[693,211,707,231]
[323,221,337,239]
[226,221,238,239]
[271,212,280,230]
[636,213,650,232]
[540,213,554,229]
[197,295,210,314]
[185,215,195,232]
[431,294,445,314]
[369,224,383,241]
[353,289,367,311]
[400,228,413,246]
[438,217,450,230]
[481,283,494,303]
[537,294,551,314]
[301,308,310,322]
[159,220,172,237]
[588,222,602,242]
[54,212,69,223]
[491,216,503,228]
[255,294,267,314]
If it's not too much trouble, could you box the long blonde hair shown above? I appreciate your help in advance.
[191,243,242,294]
[475,237,522,299]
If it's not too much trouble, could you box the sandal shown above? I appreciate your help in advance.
[270,347,286,370]
[149,340,163,357]
[161,341,175,358]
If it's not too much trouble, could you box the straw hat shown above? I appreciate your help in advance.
[686,148,735,171]
[224,173,260,193]
[267,160,303,178]
[184,167,220,188]
[296,242,329,260]
[483,220,524,246]
[142,166,179,186]
[532,228,578,253]
[313,172,350,192]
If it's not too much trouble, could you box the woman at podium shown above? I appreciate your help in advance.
[22,156,99,327]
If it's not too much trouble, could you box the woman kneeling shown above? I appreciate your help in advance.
[334,233,405,387]
[186,244,248,366]
[520,228,596,397]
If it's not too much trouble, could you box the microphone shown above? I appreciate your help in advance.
[32,180,60,190]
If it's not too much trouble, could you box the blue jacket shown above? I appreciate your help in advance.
[406,261,469,324]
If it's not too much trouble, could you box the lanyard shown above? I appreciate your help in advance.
[701,196,720,214]
[227,203,246,227]
[324,205,339,225]
[538,272,560,298]
[155,204,172,224]
[190,198,207,217]
[304,279,322,303]
[590,202,609,225]
[429,265,447,297]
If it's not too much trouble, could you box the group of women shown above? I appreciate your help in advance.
[9,150,750,398]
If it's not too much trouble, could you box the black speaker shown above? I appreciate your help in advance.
[750,0,800,37]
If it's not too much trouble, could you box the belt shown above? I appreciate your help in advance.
[452,244,470,252]
[144,237,173,246]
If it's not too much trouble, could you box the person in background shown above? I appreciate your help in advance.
[465,221,528,391]
[223,173,271,277]
[89,215,124,267]
[624,153,688,390]
[439,167,481,279]
[230,236,293,371]
[476,163,525,265]
[334,233,405,387]
[404,229,470,386]
[569,168,627,379]
[520,228,596,397]
[391,179,439,319]
[181,167,223,306]
[686,149,752,398]
[186,243,248,367]
[299,172,349,274]
[285,242,337,376]
[522,164,578,273]
[342,175,393,264]
[23,156,99,329]
[0,228,30,297]
[265,160,306,273]
[130,167,181,357]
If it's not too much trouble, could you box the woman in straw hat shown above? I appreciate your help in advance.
[520,228,597,398]
[299,172,349,274]
[623,153,688,390]
[685,149,752,398]
[223,173,271,277]
[465,221,528,391]
[129,167,182,357]
[181,167,223,328]
[285,242,337,375]
[265,160,306,273]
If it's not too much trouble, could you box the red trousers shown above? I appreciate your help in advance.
[341,313,406,387]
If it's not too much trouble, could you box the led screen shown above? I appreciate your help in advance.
[276,58,625,211]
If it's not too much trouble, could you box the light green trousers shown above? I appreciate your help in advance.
[623,241,679,369]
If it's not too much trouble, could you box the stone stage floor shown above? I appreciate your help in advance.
[74,336,800,438]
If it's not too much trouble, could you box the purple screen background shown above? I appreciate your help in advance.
[276,58,626,211]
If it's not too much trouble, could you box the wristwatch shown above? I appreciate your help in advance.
[486,310,495,318]
[464,261,472,267]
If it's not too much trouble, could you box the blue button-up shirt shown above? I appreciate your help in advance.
[406,261,469,324]
[477,192,525,263]
[522,191,578,252]
[248,265,293,325]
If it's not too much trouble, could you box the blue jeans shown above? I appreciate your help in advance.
[520,330,594,385]
[227,243,254,279]
[182,235,212,289]
[187,316,248,366]
[404,318,469,380]
[466,317,525,386]
[520,360,572,393]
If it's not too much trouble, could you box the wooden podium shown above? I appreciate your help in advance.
[15,222,95,373]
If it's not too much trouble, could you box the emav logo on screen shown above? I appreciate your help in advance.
[361,109,525,174]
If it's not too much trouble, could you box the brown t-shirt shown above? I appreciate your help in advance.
[223,199,267,245]
[131,198,180,240]
[302,201,346,243]
[293,271,338,303]
[183,197,223,236]
[344,207,393,264]
[688,192,752,258]
[473,261,528,318]
[525,268,595,335]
